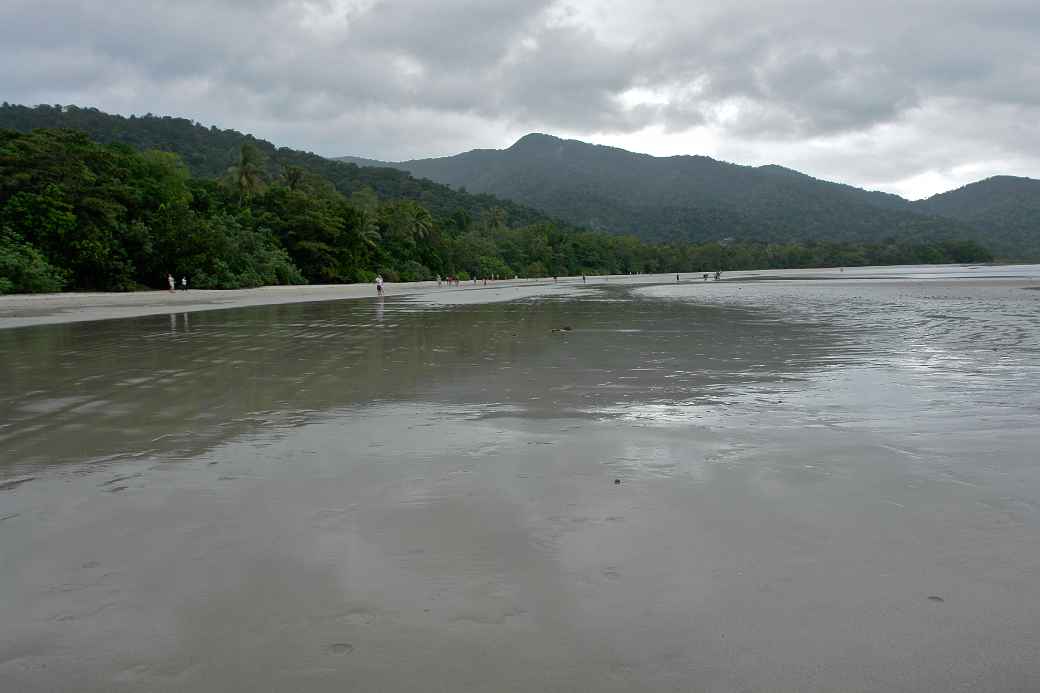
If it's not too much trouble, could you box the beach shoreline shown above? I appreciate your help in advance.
[2,263,1036,330]
[0,278,574,329]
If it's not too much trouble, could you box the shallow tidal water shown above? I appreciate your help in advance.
[2,266,1040,692]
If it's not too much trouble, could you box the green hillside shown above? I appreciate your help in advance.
[913,176,1040,259]
[0,104,997,295]
[0,103,556,230]
[339,133,1038,258]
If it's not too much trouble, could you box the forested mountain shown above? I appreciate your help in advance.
[0,103,555,230]
[339,133,1039,259]
[0,104,997,294]
[912,176,1040,258]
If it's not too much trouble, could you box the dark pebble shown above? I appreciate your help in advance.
[327,643,354,655]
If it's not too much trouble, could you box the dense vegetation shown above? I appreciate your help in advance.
[915,176,1040,259]
[0,108,994,294]
[0,129,303,292]
[344,133,1039,259]
[0,103,555,229]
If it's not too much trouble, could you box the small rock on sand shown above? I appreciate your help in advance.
[326,643,355,656]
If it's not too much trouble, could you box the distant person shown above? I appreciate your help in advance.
[167,273,175,293]
[436,274,442,287]
[715,270,722,280]
[180,276,188,291]
[703,273,709,281]
[676,273,680,282]
[375,274,384,295]
[553,276,558,283]
[582,274,586,283]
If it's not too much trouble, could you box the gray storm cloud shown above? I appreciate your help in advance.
[1,0,1038,197]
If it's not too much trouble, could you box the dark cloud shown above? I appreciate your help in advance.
[1,0,1037,195]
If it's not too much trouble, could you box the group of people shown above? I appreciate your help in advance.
[159,269,726,299]
[166,273,188,292]
[376,271,726,295]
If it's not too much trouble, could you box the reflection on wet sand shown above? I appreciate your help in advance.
[0,289,837,469]
[2,267,1040,692]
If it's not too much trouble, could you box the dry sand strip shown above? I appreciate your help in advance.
[0,277,595,329]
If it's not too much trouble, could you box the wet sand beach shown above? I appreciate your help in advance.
[2,265,1040,691]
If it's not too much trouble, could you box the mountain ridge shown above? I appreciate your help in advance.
[0,105,1004,295]
[336,133,1039,258]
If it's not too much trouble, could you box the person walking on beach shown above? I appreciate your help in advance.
[180,276,188,291]
[167,273,175,293]
[376,274,384,296]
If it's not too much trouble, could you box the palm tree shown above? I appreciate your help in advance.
[349,188,382,251]
[409,203,433,241]
[225,141,267,203]
[356,207,381,249]
[385,201,434,246]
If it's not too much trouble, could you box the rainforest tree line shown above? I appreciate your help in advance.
[0,128,993,294]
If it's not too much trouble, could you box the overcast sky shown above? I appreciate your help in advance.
[3,0,1038,199]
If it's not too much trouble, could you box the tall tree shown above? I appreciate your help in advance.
[225,141,268,204]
